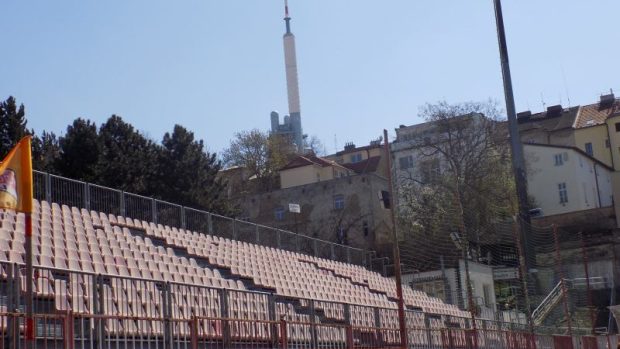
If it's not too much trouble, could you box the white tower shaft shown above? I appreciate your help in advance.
[284,34,301,115]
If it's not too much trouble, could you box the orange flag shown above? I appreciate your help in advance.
[0,136,33,213]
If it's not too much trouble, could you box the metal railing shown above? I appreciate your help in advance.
[1,261,613,349]
[31,171,378,270]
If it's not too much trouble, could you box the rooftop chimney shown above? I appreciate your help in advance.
[600,93,615,109]
[546,105,563,118]
[344,142,356,151]
[516,111,531,123]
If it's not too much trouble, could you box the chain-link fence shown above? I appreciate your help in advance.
[400,213,619,339]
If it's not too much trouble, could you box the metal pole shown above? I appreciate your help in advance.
[25,213,34,349]
[552,224,573,336]
[493,0,532,269]
[382,129,408,349]
[579,232,596,335]
[513,216,536,347]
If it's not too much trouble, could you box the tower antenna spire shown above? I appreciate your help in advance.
[284,0,291,33]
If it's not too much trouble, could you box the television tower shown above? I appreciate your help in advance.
[282,0,303,152]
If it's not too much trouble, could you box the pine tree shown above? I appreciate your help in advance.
[57,118,100,181]
[0,96,30,156]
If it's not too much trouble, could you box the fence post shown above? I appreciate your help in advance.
[580,231,596,335]
[279,317,288,349]
[345,324,354,349]
[94,275,104,349]
[163,282,173,349]
[424,313,433,348]
[190,316,198,349]
[295,233,300,253]
[181,207,186,229]
[309,300,318,349]
[343,303,354,348]
[207,213,213,235]
[268,294,278,347]
[84,182,90,210]
[45,172,52,203]
[374,307,382,347]
[347,247,351,263]
[119,191,126,217]
[313,239,318,257]
[552,224,573,337]
[151,199,157,224]
[330,244,335,260]
[255,224,260,244]
[232,219,237,240]
[220,288,231,348]
[277,230,282,249]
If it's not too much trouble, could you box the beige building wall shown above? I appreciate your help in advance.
[574,125,613,168]
[280,164,350,189]
[607,117,620,170]
[280,165,322,189]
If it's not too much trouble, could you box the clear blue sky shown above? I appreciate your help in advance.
[2,1,618,155]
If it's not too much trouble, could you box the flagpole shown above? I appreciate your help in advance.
[25,212,34,348]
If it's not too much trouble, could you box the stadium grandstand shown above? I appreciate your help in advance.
[0,170,617,349]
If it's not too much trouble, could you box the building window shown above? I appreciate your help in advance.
[558,183,568,204]
[363,221,369,237]
[399,155,413,170]
[350,153,362,163]
[553,153,564,166]
[334,195,345,210]
[420,158,440,183]
[274,207,285,221]
[585,143,593,156]
[616,122,620,132]
[483,284,492,307]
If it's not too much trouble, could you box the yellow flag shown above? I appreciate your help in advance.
[0,136,33,213]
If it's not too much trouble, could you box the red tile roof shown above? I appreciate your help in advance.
[280,154,346,171]
[574,100,620,128]
[342,156,381,174]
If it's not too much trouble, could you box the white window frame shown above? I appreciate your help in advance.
[334,195,345,210]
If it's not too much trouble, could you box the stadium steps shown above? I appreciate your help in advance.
[299,259,401,303]
[122,221,354,324]
[112,221,261,291]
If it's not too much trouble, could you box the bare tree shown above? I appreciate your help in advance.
[222,129,296,180]
[397,101,516,271]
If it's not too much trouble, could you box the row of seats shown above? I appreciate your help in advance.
[0,199,469,338]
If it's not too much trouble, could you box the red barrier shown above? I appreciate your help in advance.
[553,335,574,349]
[582,336,598,349]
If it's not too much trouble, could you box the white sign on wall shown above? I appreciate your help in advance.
[288,203,301,213]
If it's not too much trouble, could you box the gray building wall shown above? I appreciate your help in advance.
[234,173,393,256]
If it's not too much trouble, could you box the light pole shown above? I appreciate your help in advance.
[382,129,408,349]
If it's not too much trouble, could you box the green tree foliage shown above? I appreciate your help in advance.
[0,96,30,156]
[95,115,159,194]
[32,131,61,172]
[0,96,235,216]
[158,125,233,214]
[221,129,297,192]
[56,118,100,181]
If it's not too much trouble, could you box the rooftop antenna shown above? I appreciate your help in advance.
[540,92,546,110]
[561,66,571,108]
[334,134,338,153]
